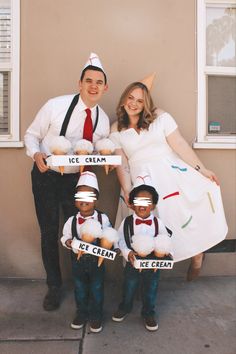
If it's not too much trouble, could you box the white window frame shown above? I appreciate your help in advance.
[194,0,236,149]
[0,0,22,147]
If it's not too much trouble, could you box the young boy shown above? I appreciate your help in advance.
[61,171,111,333]
[112,175,171,331]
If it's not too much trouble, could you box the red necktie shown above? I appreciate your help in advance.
[83,108,93,142]
[135,218,152,226]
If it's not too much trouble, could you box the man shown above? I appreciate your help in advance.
[24,53,110,311]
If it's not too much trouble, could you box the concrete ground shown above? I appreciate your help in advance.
[0,276,235,354]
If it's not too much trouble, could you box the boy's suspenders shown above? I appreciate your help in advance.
[71,211,103,245]
[123,215,159,251]
[153,217,159,236]
[123,215,134,250]
[71,215,78,239]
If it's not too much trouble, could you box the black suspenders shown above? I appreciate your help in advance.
[124,215,134,250]
[59,93,99,137]
[60,94,80,136]
[71,211,103,240]
[124,215,159,251]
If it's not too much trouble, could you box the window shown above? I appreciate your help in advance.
[0,0,21,147]
[195,0,236,149]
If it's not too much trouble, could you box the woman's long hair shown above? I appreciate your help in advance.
[116,82,157,131]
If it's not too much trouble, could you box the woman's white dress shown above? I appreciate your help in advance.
[110,113,228,262]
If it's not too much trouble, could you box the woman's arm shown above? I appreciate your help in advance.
[114,148,132,204]
[166,128,219,185]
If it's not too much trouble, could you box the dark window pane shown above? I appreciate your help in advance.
[207,75,236,135]
[0,71,9,134]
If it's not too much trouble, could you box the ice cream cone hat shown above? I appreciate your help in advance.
[140,72,156,91]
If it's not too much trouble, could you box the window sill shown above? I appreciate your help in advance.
[0,141,24,148]
[193,141,236,149]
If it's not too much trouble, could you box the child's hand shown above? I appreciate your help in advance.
[65,239,73,249]
[128,251,137,266]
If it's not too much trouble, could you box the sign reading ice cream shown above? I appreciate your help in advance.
[46,155,121,166]
[74,240,116,261]
[134,258,174,269]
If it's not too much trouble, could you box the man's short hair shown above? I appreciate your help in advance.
[129,184,159,205]
[80,65,107,85]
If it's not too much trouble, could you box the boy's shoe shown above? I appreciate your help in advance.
[71,314,85,329]
[144,317,158,331]
[112,309,128,322]
[43,286,61,311]
[89,320,103,333]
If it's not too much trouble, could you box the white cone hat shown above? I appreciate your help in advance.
[83,52,104,72]
[76,171,99,192]
[140,72,156,90]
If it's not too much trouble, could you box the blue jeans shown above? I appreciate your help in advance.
[119,262,160,317]
[71,252,105,321]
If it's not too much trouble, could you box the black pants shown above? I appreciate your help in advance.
[31,163,78,287]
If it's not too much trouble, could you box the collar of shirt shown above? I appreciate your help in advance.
[77,210,98,222]
[133,212,154,222]
[77,96,98,123]
[132,212,155,237]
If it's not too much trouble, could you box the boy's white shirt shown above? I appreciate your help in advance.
[118,212,169,262]
[61,210,111,249]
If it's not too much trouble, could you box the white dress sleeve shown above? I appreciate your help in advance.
[109,131,122,149]
[161,112,178,137]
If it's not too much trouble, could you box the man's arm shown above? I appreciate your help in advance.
[24,100,53,172]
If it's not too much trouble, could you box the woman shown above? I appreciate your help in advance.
[110,81,228,280]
